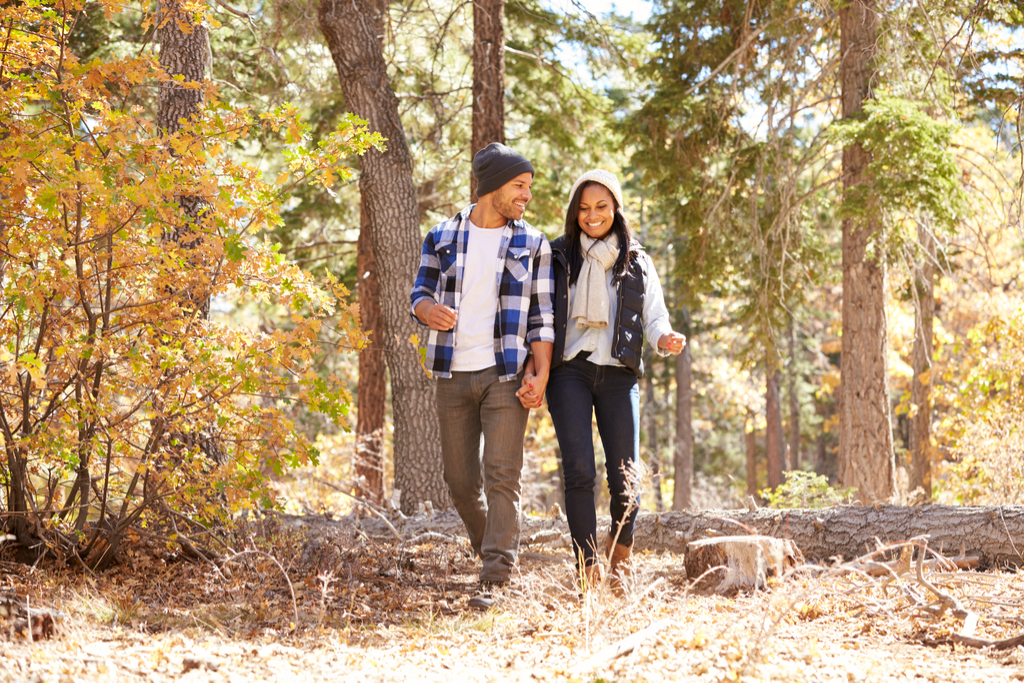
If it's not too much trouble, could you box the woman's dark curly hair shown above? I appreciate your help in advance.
[564,180,635,286]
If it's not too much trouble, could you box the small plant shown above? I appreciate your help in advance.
[762,471,855,509]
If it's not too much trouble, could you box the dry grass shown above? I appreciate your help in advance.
[2,518,1024,682]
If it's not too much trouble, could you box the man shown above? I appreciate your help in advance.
[410,143,554,610]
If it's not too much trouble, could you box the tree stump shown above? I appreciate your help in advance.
[685,535,803,594]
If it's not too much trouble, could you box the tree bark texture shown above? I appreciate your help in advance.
[643,359,665,512]
[745,408,757,497]
[470,0,506,202]
[157,0,208,136]
[157,0,212,318]
[838,0,896,505]
[346,505,1024,568]
[672,342,693,510]
[908,223,936,500]
[318,0,448,513]
[788,318,801,470]
[765,360,784,488]
[355,202,386,505]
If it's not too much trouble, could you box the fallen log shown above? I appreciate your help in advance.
[281,504,1024,568]
[632,505,1024,567]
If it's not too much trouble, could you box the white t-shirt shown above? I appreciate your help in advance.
[451,220,504,372]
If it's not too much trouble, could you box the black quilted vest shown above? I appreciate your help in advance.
[550,235,648,378]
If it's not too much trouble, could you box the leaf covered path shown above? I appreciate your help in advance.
[2,520,1023,682]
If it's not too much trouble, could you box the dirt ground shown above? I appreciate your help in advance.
[2,519,1024,683]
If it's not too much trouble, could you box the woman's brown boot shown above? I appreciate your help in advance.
[605,536,634,593]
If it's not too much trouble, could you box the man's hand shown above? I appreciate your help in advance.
[658,331,686,355]
[415,300,458,331]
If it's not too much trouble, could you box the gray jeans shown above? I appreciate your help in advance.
[436,367,529,583]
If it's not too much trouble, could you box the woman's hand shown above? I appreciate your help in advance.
[658,331,686,355]
[516,372,542,409]
[516,357,545,409]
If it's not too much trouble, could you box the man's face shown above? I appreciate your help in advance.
[491,172,534,221]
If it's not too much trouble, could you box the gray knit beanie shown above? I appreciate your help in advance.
[473,142,535,197]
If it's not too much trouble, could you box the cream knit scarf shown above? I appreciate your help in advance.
[572,233,620,329]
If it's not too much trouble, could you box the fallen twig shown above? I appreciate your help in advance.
[401,532,462,547]
[221,550,299,626]
[314,478,400,540]
[926,632,1024,651]
[569,618,672,674]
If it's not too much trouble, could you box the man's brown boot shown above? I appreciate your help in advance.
[581,562,605,591]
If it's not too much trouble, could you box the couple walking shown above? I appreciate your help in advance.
[410,143,685,610]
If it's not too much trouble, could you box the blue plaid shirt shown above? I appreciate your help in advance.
[410,205,555,381]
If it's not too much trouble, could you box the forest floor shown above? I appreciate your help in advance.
[2,514,1024,683]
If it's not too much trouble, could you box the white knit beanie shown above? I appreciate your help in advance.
[567,169,624,215]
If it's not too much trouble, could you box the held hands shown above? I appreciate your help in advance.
[516,370,547,409]
[658,331,687,355]
[516,356,547,409]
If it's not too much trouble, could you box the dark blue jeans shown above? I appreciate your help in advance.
[546,356,640,569]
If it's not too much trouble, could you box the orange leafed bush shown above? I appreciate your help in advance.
[0,0,381,564]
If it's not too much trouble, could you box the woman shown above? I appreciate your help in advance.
[519,170,685,588]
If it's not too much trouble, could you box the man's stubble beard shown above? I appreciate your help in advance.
[492,190,525,222]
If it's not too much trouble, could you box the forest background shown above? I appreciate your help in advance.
[0,0,1022,568]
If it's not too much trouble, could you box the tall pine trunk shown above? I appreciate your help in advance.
[908,222,936,501]
[158,0,211,316]
[788,317,801,470]
[155,0,224,475]
[745,408,758,497]
[643,356,665,512]
[470,0,505,201]
[157,0,208,136]
[355,201,386,505]
[672,339,693,510]
[318,0,448,513]
[837,0,896,505]
[765,358,784,489]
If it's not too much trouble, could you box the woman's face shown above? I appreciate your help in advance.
[577,184,616,240]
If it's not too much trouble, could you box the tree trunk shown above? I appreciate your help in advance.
[643,358,664,512]
[672,340,693,510]
[157,0,211,318]
[838,0,896,505]
[788,317,801,470]
[745,408,757,497]
[355,200,386,505]
[157,0,208,137]
[470,0,505,202]
[765,358,784,489]
[908,222,936,501]
[318,0,448,513]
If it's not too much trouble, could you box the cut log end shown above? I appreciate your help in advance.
[685,535,803,594]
